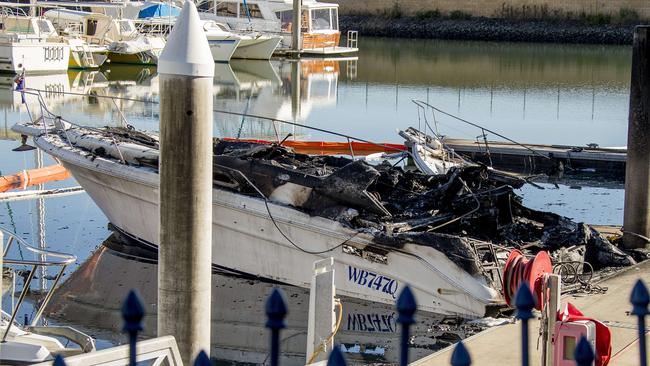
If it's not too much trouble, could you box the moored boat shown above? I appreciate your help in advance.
[31,123,500,318]
[0,9,69,73]
[196,0,356,54]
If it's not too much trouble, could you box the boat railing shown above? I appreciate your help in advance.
[411,99,550,161]
[1,226,77,342]
[18,88,414,163]
[0,6,29,19]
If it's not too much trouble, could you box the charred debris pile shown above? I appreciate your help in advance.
[211,140,634,274]
[89,128,634,276]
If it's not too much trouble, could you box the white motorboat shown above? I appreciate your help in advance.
[202,20,280,61]
[27,119,500,319]
[232,32,281,60]
[196,0,356,54]
[43,9,117,68]
[43,9,165,65]
[0,227,95,364]
[0,9,69,73]
[201,20,241,62]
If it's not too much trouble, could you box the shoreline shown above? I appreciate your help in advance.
[339,15,637,45]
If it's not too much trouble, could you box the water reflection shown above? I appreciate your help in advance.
[1,39,632,147]
[0,38,629,226]
[46,233,472,364]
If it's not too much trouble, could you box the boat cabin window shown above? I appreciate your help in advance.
[36,19,54,34]
[216,2,238,17]
[5,18,33,34]
[239,3,263,18]
[277,10,291,30]
[276,9,310,32]
[311,8,337,31]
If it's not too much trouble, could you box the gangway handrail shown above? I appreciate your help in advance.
[1,226,76,341]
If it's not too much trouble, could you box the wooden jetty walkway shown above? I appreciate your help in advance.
[444,138,627,179]
[411,260,649,366]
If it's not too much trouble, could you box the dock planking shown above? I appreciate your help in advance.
[411,259,649,366]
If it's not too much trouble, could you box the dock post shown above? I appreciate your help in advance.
[292,0,301,53]
[157,2,214,364]
[306,258,336,364]
[623,26,650,249]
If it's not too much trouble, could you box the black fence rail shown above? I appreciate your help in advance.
[51,279,649,366]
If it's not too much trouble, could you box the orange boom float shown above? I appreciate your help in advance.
[0,165,70,193]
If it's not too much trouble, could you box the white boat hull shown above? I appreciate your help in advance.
[208,38,240,62]
[35,134,497,318]
[0,41,69,73]
[232,37,281,60]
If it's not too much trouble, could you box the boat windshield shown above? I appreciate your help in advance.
[311,8,337,31]
[36,19,55,35]
[118,20,135,34]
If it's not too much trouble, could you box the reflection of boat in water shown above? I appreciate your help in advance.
[215,59,338,139]
[47,233,463,364]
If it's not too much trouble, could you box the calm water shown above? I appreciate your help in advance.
[0,38,631,364]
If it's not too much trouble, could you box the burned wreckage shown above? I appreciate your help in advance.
[212,139,633,271]
[30,124,634,318]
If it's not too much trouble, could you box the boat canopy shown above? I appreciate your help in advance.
[137,3,180,19]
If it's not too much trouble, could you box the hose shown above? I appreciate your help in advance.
[306,298,343,365]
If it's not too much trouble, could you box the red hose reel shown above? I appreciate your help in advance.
[502,249,553,310]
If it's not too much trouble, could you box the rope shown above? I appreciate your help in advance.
[621,228,650,243]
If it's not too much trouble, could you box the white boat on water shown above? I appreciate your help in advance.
[201,20,241,62]
[196,0,356,54]
[26,120,499,319]
[203,21,280,60]
[42,8,165,65]
[0,9,69,73]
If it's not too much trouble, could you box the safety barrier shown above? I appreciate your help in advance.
[47,279,650,366]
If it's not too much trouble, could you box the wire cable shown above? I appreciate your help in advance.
[215,164,359,255]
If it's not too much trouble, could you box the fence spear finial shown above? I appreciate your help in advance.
[397,286,417,366]
[450,340,471,366]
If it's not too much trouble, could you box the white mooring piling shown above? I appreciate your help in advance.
[306,258,336,364]
[157,2,214,364]
[623,25,650,249]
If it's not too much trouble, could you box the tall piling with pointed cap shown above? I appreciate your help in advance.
[157,2,214,364]
[623,25,650,249]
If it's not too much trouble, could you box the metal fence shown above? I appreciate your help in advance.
[51,280,650,366]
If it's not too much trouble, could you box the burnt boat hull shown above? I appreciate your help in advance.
[35,133,498,318]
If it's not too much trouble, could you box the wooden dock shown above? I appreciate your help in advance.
[410,260,648,366]
[444,138,627,179]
